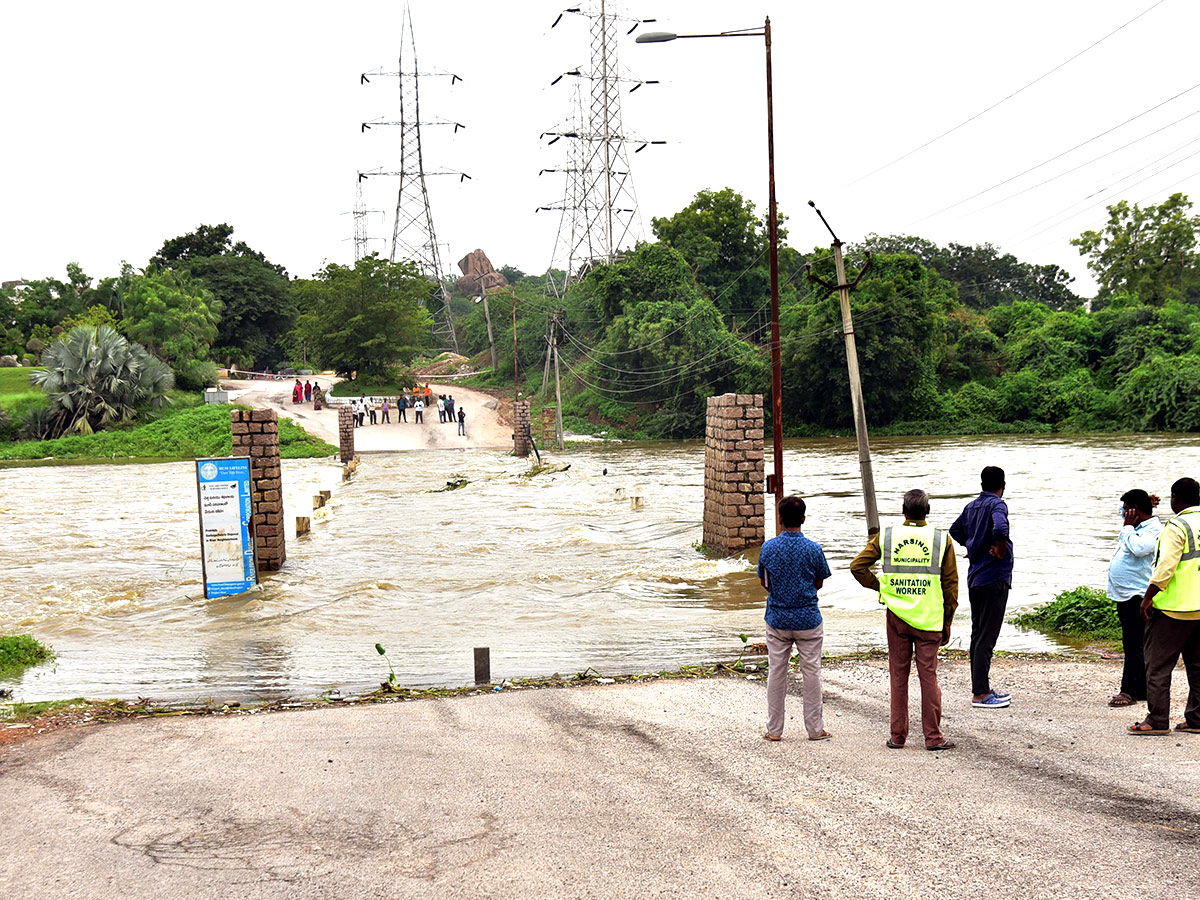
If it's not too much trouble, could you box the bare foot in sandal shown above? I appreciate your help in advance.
[1108,692,1136,707]
[1128,721,1171,735]
[808,730,832,742]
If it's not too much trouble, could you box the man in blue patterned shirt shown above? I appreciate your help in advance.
[757,495,832,742]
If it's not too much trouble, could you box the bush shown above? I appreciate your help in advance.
[1012,586,1120,641]
[0,634,53,679]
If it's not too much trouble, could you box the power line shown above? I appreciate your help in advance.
[848,0,1169,186]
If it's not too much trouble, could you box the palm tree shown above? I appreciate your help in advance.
[31,325,174,435]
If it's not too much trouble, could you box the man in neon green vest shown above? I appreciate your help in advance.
[851,489,959,750]
[1130,476,1200,735]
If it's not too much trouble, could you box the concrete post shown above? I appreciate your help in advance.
[338,406,354,464]
[513,400,532,457]
[541,405,557,445]
[231,408,286,571]
[702,393,766,556]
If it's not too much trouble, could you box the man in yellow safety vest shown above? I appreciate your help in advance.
[851,489,959,750]
[1130,476,1200,735]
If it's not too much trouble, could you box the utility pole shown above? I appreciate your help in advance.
[551,314,565,450]
[480,292,497,371]
[806,201,880,535]
[511,286,519,405]
[541,315,553,395]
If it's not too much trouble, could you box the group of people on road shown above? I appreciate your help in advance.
[349,390,466,436]
[292,379,324,409]
[757,465,1200,750]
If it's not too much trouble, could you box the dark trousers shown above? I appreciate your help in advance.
[886,610,944,747]
[415,411,423,423]
[382,410,390,423]
[1144,610,1200,730]
[968,581,1009,696]
[369,410,377,425]
[1117,598,1147,699]
[398,408,407,422]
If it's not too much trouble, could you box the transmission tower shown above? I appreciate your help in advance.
[539,2,662,297]
[345,179,385,262]
[359,3,467,352]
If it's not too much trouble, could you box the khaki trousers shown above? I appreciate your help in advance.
[765,622,824,738]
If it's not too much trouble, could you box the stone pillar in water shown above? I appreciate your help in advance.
[541,405,557,445]
[230,408,286,571]
[703,393,765,556]
[513,400,532,457]
[338,406,354,464]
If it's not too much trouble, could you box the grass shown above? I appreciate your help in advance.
[0,367,42,406]
[0,402,336,462]
[1012,586,1121,642]
[0,635,53,680]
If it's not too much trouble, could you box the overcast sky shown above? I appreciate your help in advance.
[2,0,1195,297]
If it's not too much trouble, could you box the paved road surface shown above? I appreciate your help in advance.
[224,378,513,451]
[3,657,1197,899]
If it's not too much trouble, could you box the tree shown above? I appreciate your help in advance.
[1072,193,1200,304]
[120,269,222,389]
[31,325,174,435]
[782,252,956,428]
[151,224,293,369]
[651,188,771,321]
[291,255,432,378]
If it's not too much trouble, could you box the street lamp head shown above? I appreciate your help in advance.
[635,31,677,43]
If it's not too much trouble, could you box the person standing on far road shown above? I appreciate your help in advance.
[949,465,1013,709]
[414,398,424,424]
[457,406,466,436]
[381,397,391,424]
[1107,489,1162,708]
[397,393,407,423]
[437,395,446,423]
[851,489,959,750]
[758,495,832,743]
[304,380,312,403]
[1130,477,1200,736]
[368,398,378,426]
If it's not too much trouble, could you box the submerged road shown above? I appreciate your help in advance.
[2,657,1197,899]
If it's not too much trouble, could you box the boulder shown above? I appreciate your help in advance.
[0,355,17,367]
[455,249,508,297]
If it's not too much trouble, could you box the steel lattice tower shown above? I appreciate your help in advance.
[359,3,466,352]
[540,2,660,297]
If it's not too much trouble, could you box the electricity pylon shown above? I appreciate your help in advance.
[539,2,661,298]
[359,2,466,352]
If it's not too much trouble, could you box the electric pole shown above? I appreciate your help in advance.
[551,314,565,450]
[480,293,497,371]
[541,315,553,395]
[806,201,880,535]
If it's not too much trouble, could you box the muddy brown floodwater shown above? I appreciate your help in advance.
[3,433,1199,704]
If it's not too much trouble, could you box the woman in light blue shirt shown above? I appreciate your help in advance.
[1107,489,1162,707]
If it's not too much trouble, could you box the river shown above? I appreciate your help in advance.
[3,433,1197,703]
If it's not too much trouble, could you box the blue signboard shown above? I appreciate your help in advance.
[196,457,258,599]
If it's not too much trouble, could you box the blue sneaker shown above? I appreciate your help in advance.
[992,688,1011,701]
[972,690,1011,709]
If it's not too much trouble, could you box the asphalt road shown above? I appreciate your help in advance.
[2,657,1197,899]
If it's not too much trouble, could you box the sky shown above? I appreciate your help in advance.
[2,0,1196,298]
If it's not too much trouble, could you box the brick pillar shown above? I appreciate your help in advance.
[541,405,557,445]
[338,405,354,464]
[231,408,286,571]
[513,400,532,457]
[702,393,765,556]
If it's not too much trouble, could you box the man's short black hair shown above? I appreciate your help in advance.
[981,466,1006,492]
[778,495,806,528]
[1172,477,1200,508]
[1121,489,1153,516]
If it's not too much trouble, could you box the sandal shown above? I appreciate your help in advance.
[1175,723,1200,734]
[1128,721,1171,735]
[926,740,955,751]
[885,739,904,749]
[807,730,832,742]
[1108,692,1136,707]
[763,732,782,742]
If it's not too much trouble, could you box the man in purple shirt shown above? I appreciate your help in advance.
[949,466,1014,709]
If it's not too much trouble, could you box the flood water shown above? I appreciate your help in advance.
[3,433,1198,704]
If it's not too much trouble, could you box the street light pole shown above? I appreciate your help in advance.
[637,18,785,533]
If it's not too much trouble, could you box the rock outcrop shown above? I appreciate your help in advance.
[455,249,508,297]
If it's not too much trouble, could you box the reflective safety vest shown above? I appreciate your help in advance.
[1154,510,1200,613]
[879,524,946,632]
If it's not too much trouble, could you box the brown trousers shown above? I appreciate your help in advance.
[886,610,944,747]
[1144,609,1200,730]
